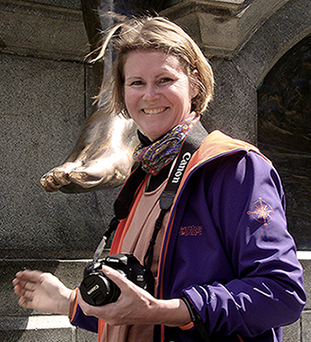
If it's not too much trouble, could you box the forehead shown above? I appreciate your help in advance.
[123,49,186,76]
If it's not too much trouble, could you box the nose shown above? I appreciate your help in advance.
[143,84,160,102]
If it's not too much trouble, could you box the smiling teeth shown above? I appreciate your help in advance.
[143,108,166,114]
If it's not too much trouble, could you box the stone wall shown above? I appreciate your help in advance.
[1,1,115,340]
[0,0,310,341]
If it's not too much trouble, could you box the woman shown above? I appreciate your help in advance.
[13,16,306,342]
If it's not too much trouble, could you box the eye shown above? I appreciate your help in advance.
[130,80,144,86]
[158,77,173,85]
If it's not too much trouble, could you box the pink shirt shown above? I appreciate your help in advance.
[102,178,169,342]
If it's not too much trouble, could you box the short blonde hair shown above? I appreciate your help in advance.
[94,16,214,117]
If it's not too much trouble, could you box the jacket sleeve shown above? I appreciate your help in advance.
[70,290,98,333]
[182,151,306,337]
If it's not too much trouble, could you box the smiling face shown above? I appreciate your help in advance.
[123,50,198,141]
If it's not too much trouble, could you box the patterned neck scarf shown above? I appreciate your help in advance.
[133,112,200,175]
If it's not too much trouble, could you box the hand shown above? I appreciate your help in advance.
[77,266,191,327]
[12,270,75,315]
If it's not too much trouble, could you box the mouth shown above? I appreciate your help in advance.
[142,107,167,115]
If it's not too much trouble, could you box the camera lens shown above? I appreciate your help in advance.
[80,271,120,306]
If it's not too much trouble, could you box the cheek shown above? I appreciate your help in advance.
[172,81,193,103]
[125,87,140,102]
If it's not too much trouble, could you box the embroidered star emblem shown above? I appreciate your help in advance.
[247,197,274,225]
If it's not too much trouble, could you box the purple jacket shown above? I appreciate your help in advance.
[71,131,306,342]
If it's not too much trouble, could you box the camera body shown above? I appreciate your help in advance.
[80,253,154,306]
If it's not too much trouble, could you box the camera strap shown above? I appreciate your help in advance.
[143,121,208,271]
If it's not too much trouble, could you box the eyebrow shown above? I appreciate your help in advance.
[125,70,178,82]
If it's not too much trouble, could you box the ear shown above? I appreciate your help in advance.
[190,69,200,99]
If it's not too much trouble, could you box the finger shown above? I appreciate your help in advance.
[13,283,26,297]
[101,266,132,290]
[23,288,35,301]
[18,296,34,310]
[14,281,36,299]
[14,277,36,290]
[13,278,30,295]
[12,278,20,286]
[23,281,36,291]
[15,270,43,283]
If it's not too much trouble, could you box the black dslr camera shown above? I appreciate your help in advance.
[80,253,154,306]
